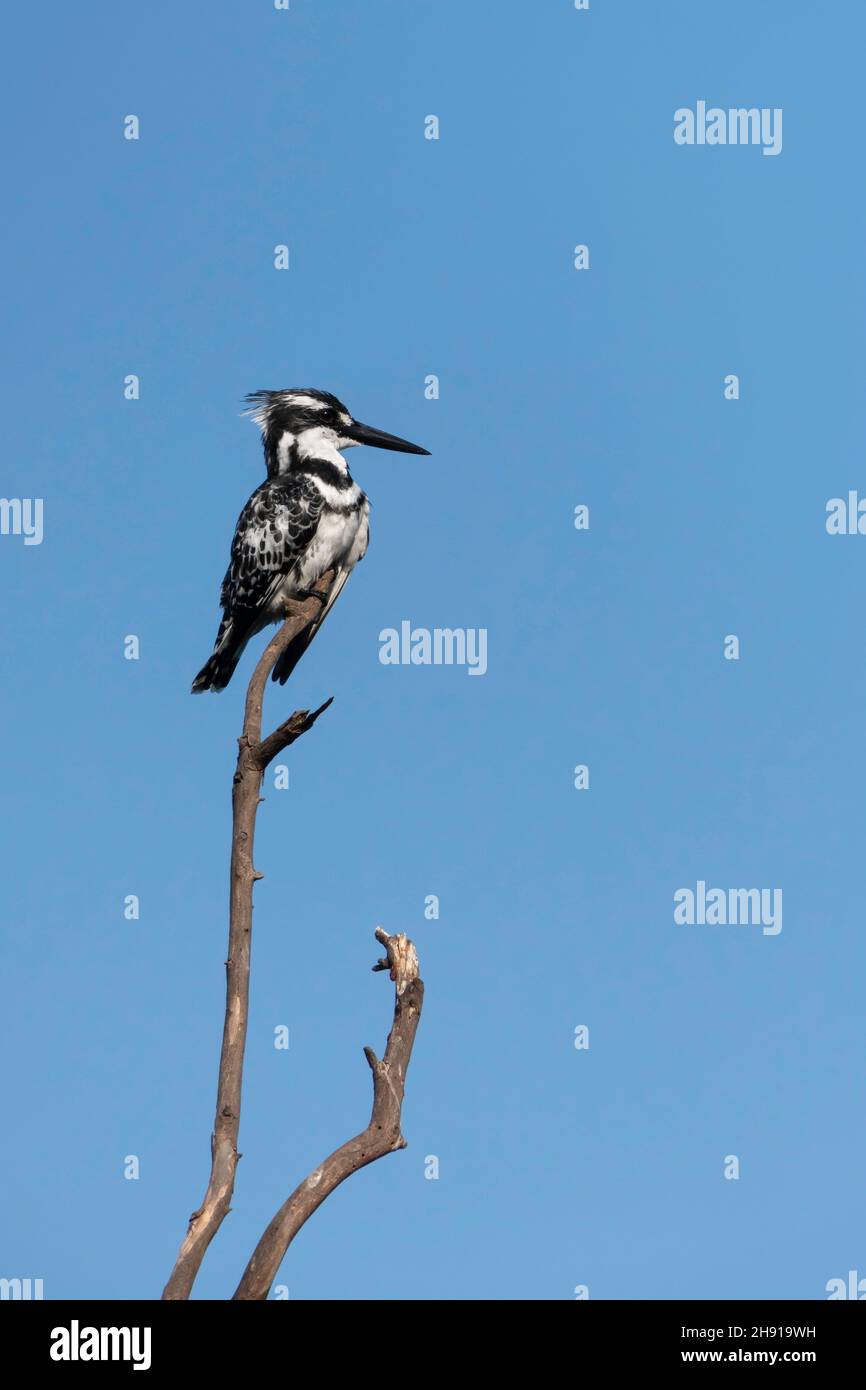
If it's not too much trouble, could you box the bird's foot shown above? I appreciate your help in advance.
[294,587,329,609]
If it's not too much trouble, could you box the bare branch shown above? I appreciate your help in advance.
[162,572,336,1300]
[255,696,333,770]
[232,928,425,1301]
[241,571,336,746]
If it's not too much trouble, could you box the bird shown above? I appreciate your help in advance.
[191,388,430,693]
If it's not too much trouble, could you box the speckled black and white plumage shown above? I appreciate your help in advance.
[192,466,367,693]
[192,388,429,693]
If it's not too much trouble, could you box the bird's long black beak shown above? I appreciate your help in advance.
[346,419,430,455]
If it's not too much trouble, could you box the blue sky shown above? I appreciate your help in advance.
[1,0,864,1300]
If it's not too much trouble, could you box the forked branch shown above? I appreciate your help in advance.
[232,927,424,1300]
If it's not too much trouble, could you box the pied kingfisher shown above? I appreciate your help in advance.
[191,388,429,693]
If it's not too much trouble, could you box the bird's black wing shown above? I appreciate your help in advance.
[220,472,324,616]
[191,474,325,693]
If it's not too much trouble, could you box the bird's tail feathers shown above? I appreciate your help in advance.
[271,571,350,686]
[191,649,243,694]
[271,623,318,686]
[191,617,252,693]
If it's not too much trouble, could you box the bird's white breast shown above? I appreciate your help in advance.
[296,501,369,589]
[264,462,370,619]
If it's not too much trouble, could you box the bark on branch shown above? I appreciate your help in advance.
[232,927,424,1300]
[162,571,337,1301]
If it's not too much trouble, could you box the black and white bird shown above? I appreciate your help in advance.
[191,388,429,693]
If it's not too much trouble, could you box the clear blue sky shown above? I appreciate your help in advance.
[2,1,864,1300]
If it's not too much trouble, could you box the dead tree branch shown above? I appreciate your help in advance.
[232,927,425,1300]
[162,570,337,1301]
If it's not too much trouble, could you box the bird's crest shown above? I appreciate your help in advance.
[243,388,345,433]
